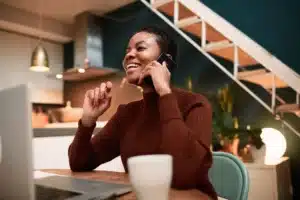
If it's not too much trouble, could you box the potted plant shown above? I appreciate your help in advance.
[182,77,263,161]
[196,83,263,161]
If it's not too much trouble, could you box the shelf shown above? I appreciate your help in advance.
[61,67,118,81]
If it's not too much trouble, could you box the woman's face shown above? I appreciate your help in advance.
[122,31,161,85]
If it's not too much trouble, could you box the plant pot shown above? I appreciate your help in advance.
[221,137,240,157]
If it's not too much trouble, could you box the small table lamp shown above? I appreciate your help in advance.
[260,128,287,165]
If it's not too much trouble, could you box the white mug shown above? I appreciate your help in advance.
[127,154,173,200]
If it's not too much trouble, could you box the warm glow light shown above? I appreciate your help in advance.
[246,125,251,130]
[78,68,85,73]
[260,128,287,165]
[56,74,63,79]
[29,66,49,72]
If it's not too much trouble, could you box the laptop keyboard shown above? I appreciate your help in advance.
[35,185,81,200]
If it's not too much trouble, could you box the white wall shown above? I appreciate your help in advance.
[33,136,125,172]
[0,30,63,104]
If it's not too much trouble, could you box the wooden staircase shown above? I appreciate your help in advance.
[154,1,257,66]
[141,0,300,136]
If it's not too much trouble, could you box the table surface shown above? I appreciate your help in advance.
[42,169,211,200]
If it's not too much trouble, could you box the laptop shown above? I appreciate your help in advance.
[0,84,132,200]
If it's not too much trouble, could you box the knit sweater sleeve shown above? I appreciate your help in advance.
[158,93,213,189]
[68,105,124,171]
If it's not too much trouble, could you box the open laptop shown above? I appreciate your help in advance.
[0,84,131,200]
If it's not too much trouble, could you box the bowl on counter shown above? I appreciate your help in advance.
[49,107,83,123]
[48,101,83,123]
[47,101,108,128]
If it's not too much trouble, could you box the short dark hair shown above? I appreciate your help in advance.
[137,25,177,70]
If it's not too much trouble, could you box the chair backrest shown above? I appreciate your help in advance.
[208,152,249,200]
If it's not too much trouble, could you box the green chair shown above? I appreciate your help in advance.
[208,152,249,200]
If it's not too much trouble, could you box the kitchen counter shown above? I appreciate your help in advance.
[33,121,107,137]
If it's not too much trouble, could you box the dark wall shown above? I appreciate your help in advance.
[201,0,300,74]
[99,1,300,199]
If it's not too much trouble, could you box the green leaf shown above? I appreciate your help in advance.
[222,112,234,128]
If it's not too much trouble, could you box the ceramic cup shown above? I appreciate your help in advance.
[127,154,173,200]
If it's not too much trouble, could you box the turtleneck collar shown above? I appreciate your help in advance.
[142,90,159,104]
[141,86,177,107]
[142,87,176,102]
[141,91,159,116]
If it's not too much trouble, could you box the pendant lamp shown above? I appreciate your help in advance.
[30,45,49,72]
[30,0,49,72]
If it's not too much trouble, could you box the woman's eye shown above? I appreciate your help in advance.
[137,46,146,51]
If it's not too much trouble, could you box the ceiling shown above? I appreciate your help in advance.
[0,0,135,24]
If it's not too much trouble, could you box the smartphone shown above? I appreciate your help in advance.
[143,53,176,86]
[157,53,176,68]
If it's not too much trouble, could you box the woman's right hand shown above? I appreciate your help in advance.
[81,82,113,127]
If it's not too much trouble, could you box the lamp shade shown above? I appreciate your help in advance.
[261,128,287,165]
[30,44,49,72]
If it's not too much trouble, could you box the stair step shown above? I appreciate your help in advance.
[204,40,233,51]
[176,16,202,28]
[276,104,300,116]
[209,46,258,66]
[180,20,227,42]
[152,0,173,8]
[155,0,195,20]
[156,1,226,41]
[238,69,268,78]
[238,70,288,89]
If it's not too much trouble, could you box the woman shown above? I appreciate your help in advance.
[68,26,217,200]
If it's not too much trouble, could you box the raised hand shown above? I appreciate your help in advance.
[81,81,113,127]
[138,61,171,96]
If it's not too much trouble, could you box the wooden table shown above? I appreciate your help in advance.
[42,169,211,200]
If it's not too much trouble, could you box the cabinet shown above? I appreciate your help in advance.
[245,157,292,200]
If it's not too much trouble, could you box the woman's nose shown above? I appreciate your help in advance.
[123,49,136,69]
[125,49,136,60]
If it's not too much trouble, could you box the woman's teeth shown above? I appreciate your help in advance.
[127,64,139,69]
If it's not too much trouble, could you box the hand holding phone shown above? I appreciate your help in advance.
[143,53,176,86]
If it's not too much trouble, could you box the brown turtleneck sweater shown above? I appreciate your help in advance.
[68,88,217,200]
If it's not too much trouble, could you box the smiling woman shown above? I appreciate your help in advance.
[122,26,177,90]
[68,26,217,200]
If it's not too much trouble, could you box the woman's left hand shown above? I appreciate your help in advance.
[138,61,171,96]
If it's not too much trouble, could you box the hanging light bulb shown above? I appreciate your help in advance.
[29,0,49,72]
